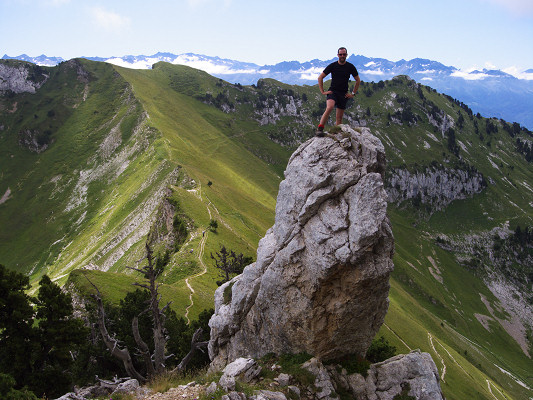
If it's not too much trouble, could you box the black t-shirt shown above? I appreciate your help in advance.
[323,61,359,93]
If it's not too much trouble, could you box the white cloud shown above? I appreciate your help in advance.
[361,69,385,76]
[484,61,498,70]
[290,66,322,81]
[172,55,266,75]
[451,69,490,80]
[503,66,533,80]
[90,7,130,31]
[106,58,153,69]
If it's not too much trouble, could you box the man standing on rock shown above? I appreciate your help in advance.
[316,47,360,136]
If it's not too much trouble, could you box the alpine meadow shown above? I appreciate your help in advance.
[0,58,532,399]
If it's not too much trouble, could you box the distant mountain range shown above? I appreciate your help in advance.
[3,52,533,130]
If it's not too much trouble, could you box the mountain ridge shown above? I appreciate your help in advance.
[3,52,533,131]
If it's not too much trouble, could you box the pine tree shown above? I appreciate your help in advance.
[0,265,36,391]
[31,275,87,397]
[210,246,251,285]
[0,268,87,398]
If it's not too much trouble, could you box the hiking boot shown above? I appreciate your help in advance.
[315,126,325,137]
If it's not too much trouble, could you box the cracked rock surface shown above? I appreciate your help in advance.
[209,126,394,370]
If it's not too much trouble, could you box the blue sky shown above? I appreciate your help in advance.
[1,0,533,73]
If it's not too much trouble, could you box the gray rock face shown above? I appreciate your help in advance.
[387,166,486,211]
[338,350,445,400]
[0,62,48,93]
[112,379,139,394]
[209,126,394,370]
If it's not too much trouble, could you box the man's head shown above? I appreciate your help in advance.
[337,47,348,64]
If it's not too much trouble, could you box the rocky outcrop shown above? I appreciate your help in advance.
[55,378,151,400]
[209,125,394,370]
[255,95,304,125]
[325,350,444,400]
[207,351,443,400]
[387,165,486,211]
[0,61,49,93]
[18,129,50,153]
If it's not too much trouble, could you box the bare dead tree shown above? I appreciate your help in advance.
[127,241,170,376]
[172,327,209,373]
[85,276,146,383]
[85,240,209,380]
[132,314,155,377]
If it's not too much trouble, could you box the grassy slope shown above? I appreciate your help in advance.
[113,63,286,320]
[387,209,530,399]
[0,59,149,276]
[355,79,533,399]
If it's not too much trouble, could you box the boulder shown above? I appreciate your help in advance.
[220,358,262,391]
[252,390,288,400]
[302,357,338,400]
[111,378,139,394]
[209,126,394,370]
[275,373,291,387]
[206,381,218,395]
[222,392,247,400]
[341,350,444,400]
[55,393,85,400]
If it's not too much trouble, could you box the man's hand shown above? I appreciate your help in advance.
[345,92,355,98]
[321,90,333,95]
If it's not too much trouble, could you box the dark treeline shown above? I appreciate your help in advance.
[0,264,212,399]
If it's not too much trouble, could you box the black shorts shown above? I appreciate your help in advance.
[327,91,348,110]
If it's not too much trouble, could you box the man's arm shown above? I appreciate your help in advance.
[352,74,361,94]
[318,72,332,95]
[346,74,361,98]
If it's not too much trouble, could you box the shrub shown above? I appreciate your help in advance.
[0,373,37,400]
[278,353,315,386]
[393,382,415,399]
[333,355,371,377]
[366,336,397,363]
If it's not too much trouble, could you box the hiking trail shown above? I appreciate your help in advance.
[184,183,211,325]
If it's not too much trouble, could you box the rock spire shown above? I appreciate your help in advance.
[209,126,394,370]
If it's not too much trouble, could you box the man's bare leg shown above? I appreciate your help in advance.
[336,108,345,125]
[319,99,336,126]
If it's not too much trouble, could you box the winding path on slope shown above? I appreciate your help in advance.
[183,183,212,325]
[486,380,508,400]
[381,320,513,399]
[181,177,268,323]
[183,227,209,325]
[428,332,513,399]
[428,332,447,383]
